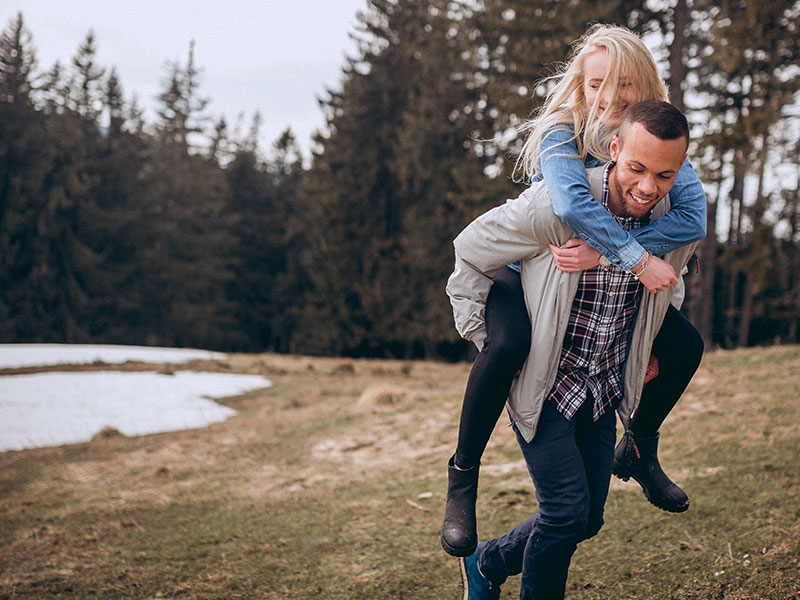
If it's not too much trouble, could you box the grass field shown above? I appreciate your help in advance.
[1,345,799,599]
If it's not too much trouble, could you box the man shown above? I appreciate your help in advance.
[445,101,700,599]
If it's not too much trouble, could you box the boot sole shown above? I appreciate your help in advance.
[458,557,469,600]
[441,532,477,558]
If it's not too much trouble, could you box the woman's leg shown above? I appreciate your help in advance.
[632,305,704,436]
[455,266,531,468]
[613,305,704,512]
[441,266,531,557]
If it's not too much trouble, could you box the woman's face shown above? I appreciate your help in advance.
[582,46,638,128]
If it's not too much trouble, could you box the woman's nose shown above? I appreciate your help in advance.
[599,86,614,107]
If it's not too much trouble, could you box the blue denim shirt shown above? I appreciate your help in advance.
[510,126,706,272]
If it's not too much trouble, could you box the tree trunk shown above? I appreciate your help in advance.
[725,267,739,348]
[737,273,754,347]
[687,152,721,350]
[790,165,800,242]
[729,149,746,245]
[689,223,717,350]
[667,0,688,111]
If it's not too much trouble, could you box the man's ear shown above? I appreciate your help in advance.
[610,135,620,161]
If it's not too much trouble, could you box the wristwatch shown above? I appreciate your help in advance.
[598,255,611,270]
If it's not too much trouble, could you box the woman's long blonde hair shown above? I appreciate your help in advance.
[513,24,668,182]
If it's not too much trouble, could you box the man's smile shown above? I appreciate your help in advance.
[629,190,657,206]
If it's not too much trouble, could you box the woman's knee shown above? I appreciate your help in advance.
[654,308,704,371]
[484,326,530,366]
[684,323,704,368]
[483,312,530,370]
[485,269,530,364]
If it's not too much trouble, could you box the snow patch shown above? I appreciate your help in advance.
[0,344,226,369]
[0,371,272,452]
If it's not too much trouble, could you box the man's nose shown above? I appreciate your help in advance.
[638,175,657,196]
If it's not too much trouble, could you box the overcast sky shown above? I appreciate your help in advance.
[1,1,367,155]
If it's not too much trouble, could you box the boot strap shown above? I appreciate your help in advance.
[622,429,640,462]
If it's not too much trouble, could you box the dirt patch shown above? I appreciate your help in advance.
[356,384,405,411]
[91,426,126,441]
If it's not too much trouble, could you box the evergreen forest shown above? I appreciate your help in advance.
[1,0,799,360]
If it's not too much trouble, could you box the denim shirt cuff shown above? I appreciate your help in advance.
[616,240,646,271]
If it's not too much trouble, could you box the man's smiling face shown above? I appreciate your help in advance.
[608,122,687,219]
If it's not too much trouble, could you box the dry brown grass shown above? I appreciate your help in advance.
[1,346,799,599]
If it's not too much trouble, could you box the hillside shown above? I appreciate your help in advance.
[1,346,799,599]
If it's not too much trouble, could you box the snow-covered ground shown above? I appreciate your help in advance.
[0,344,226,369]
[0,345,272,452]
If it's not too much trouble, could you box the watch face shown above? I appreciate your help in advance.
[599,256,611,269]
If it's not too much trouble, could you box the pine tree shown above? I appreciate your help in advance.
[688,0,800,347]
[78,69,153,342]
[295,0,494,357]
[155,40,208,155]
[0,14,106,342]
[225,128,306,352]
[38,60,69,114]
[0,12,36,105]
[105,68,124,136]
[139,44,239,348]
[69,31,105,122]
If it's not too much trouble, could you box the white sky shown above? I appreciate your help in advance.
[1,1,367,156]
[0,344,272,452]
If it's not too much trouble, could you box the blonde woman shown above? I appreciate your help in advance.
[442,24,706,563]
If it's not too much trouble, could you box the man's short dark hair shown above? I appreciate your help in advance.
[619,100,689,148]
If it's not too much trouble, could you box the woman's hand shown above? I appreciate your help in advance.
[548,238,600,272]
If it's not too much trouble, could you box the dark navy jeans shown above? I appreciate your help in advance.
[477,399,617,600]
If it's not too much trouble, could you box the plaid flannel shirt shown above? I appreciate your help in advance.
[548,162,649,421]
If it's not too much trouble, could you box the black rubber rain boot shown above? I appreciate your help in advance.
[613,432,690,513]
[441,455,479,557]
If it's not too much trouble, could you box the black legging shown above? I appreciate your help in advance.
[454,266,704,469]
